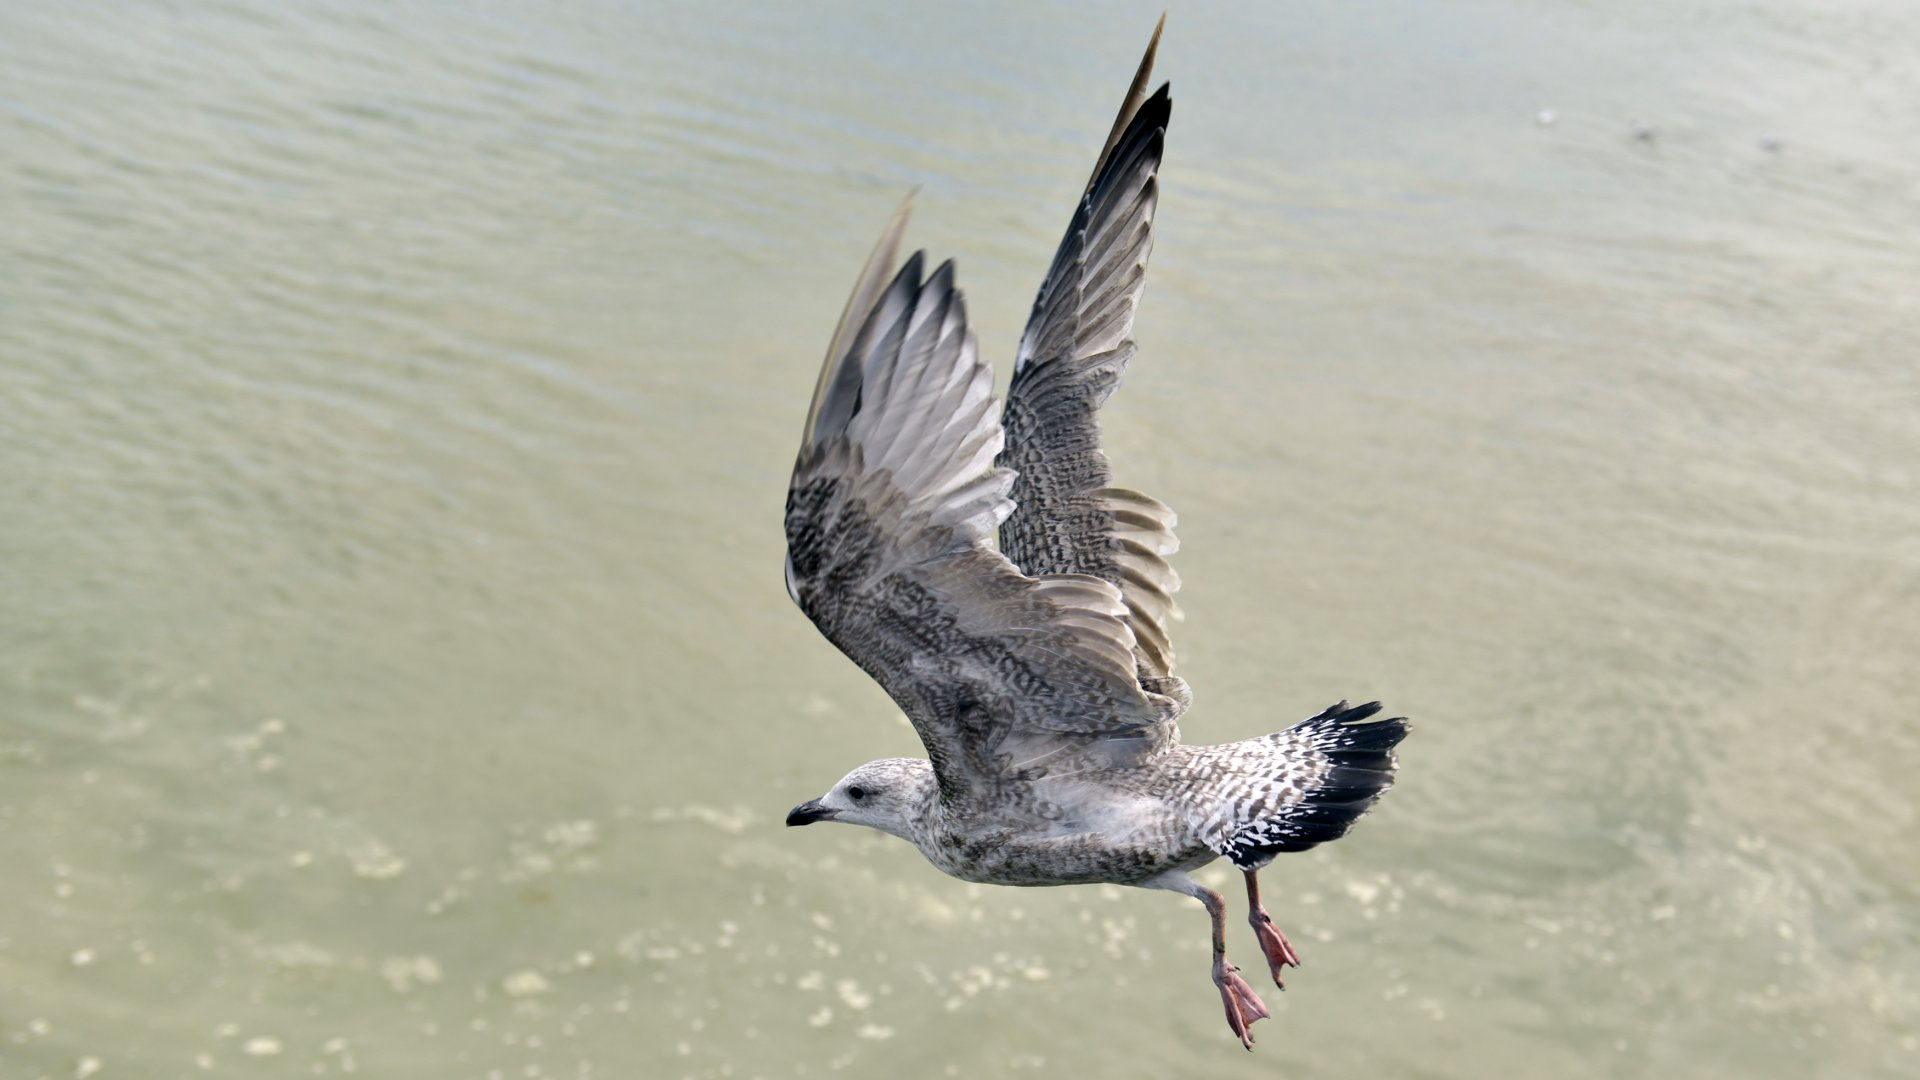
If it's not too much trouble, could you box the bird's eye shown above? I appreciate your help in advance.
[847,785,867,801]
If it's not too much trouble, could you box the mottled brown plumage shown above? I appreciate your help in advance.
[782,18,1409,1050]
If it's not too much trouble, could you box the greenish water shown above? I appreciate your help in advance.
[4,2,1918,1077]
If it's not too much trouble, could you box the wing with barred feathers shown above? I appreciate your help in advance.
[786,205,1182,798]
[998,20,1186,699]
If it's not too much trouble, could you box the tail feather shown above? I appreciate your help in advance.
[1219,700,1410,870]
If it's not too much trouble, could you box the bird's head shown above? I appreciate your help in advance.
[786,758,934,841]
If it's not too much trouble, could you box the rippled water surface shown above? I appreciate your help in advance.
[5,2,1919,1077]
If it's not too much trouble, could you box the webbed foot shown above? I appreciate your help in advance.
[1250,906,1302,987]
[1212,957,1269,1050]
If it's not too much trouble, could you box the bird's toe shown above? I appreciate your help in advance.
[1213,961,1269,1049]
[1251,912,1303,987]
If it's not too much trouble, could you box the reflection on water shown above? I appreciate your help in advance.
[3,1,1917,1077]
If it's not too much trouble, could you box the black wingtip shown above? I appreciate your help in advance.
[1086,16,1174,195]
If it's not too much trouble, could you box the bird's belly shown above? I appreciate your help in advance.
[922,825,1210,888]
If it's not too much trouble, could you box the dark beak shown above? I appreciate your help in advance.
[785,798,836,827]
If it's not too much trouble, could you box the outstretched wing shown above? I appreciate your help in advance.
[786,204,1181,799]
[997,20,1185,690]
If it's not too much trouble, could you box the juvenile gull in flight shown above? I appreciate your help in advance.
[782,18,1409,1049]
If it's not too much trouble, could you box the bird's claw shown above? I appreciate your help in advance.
[1213,960,1269,1050]
[1251,911,1302,988]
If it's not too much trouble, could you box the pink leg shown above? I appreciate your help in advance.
[1246,870,1302,988]
[1197,883,1269,1049]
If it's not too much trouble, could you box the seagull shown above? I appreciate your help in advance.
[782,18,1408,1050]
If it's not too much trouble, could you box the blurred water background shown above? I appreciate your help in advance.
[4,1,1918,1077]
